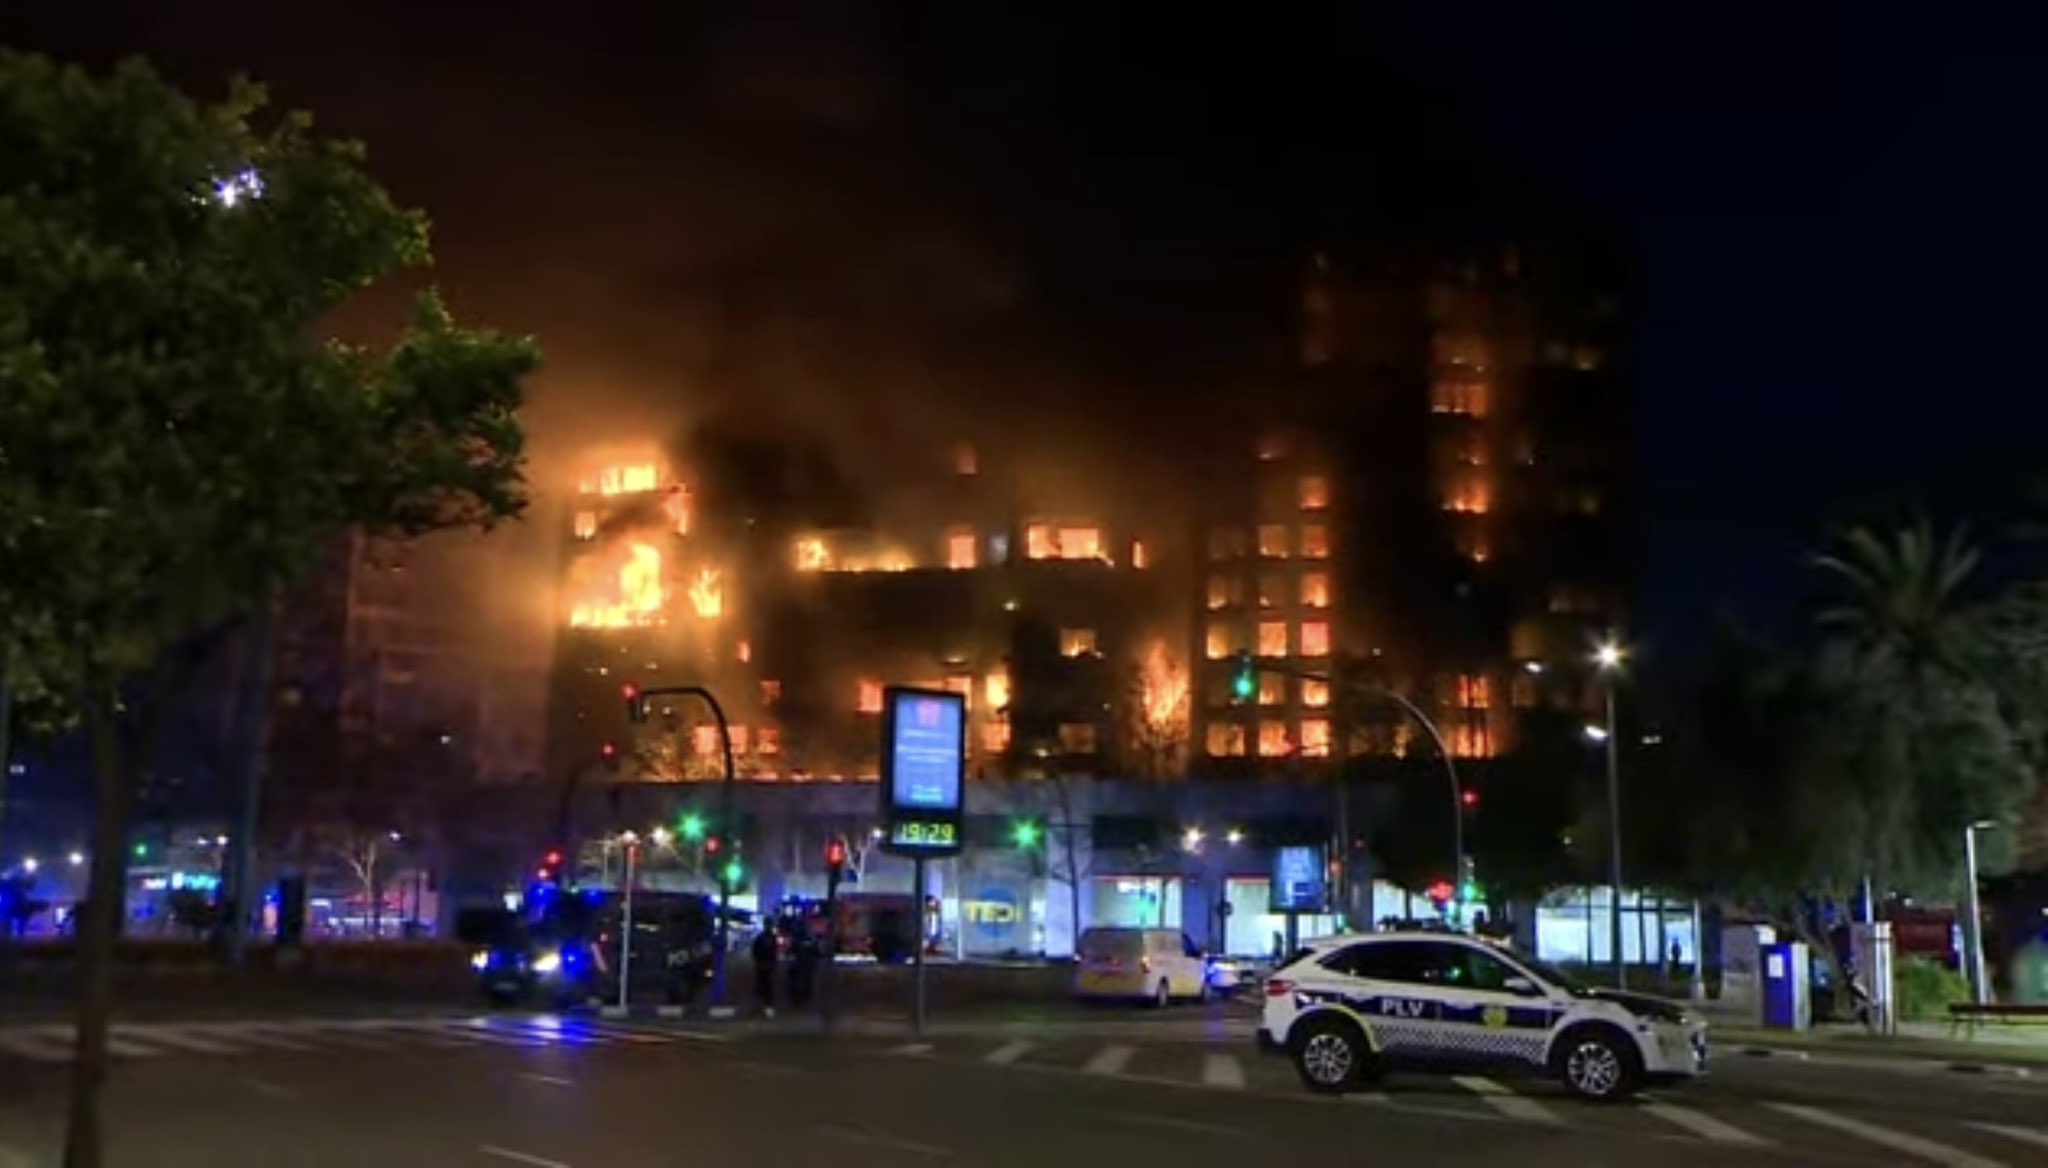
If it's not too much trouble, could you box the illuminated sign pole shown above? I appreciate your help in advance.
[878,686,967,1038]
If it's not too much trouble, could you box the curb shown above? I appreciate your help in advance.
[1943,1062,2031,1078]
[1736,1046,1811,1060]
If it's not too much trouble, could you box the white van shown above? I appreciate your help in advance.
[1072,927,1211,1006]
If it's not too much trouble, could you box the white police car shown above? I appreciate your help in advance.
[1259,931,1707,1101]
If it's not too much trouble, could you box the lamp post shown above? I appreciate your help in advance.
[1594,640,1627,990]
[1963,819,1995,1005]
[628,683,739,1012]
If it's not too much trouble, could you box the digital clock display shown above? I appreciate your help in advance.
[890,820,959,850]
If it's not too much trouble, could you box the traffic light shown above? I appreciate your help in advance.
[1425,880,1454,904]
[1459,789,1480,810]
[1009,819,1042,849]
[720,856,744,890]
[678,812,706,842]
[538,849,566,885]
[599,740,621,773]
[1459,880,1479,903]
[704,834,722,856]
[623,683,647,724]
[824,838,848,869]
[1229,651,1257,703]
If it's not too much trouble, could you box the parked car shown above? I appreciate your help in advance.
[1072,927,1212,1006]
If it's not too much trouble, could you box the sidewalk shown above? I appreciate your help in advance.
[1711,1017,2048,1069]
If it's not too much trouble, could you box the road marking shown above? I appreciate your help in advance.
[239,1078,297,1099]
[1451,1076,1560,1125]
[191,1023,318,1051]
[102,1033,167,1059]
[1348,1090,1392,1105]
[0,1030,73,1063]
[817,1123,952,1158]
[1968,1124,2048,1150]
[520,1073,574,1087]
[121,1024,246,1055]
[1767,1104,2003,1168]
[478,1146,569,1168]
[1084,1044,1136,1076]
[1200,1053,1246,1089]
[1640,1103,1771,1147]
[1109,1112,1243,1138]
[888,1042,934,1057]
[985,1041,1034,1066]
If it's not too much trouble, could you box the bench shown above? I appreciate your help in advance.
[1946,1002,2048,1038]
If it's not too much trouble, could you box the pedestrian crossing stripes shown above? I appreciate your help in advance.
[0,1016,696,1067]
[884,1037,2048,1166]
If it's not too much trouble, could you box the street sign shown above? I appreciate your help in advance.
[879,686,966,858]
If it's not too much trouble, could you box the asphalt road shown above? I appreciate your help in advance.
[3,1010,2048,1167]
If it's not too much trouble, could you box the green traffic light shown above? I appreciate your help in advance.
[721,859,743,887]
[679,813,705,841]
[1230,655,1257,702]
[1010,820,1041,849]
[132,843,148,859]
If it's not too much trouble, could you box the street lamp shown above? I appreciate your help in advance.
[21,857,37,874]
[1182,826,1205,853]
[1225,828,1245,847]
[1963,818,1997,1005]
[67,852,84,867]
[1594,639,1627,989]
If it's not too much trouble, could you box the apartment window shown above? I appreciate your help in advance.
[1058,723,1099,754]
[1060,628,1099,658]
[1299,621,1332,658]
[729,725,751,753]
[1024,524,1056,560]
[1431,379,1491,418]
[1300,525,1330,559]
[1302,678,1331,709]
[1059,526,1104,560]
[1206,674,1235,708]
[1511,674,1538,709]
[947,528,977,570]
[1257,572,1285,610]
[1257,434,1290,461]
[984,669,1011,710]
[1299,719,1332,758]
[1456,674,1491,709]
[1298,475,1330,511]
[955,442,978,475]
[1258,673,1284,706]
[983,720,1012,754]
[1300,572,1330,609]
[1454,524,1491,563]
[735,640,752,663]
[572,511,598,540]
[692,726,720,757]
[1132,539,1149,569]
[1257,524,1290,558]
[760,679,783,707]
[1205,622,1237,661]
[856,679,884,714]
[1258,621,1288,658]
[757,726,781,756]
[1257,720,1292,758]
[1206,575,1239,610]
[1209,527,1246,560]
[1450,722,1494,759]
[944,674,972,701]
[1206,722,1247,757]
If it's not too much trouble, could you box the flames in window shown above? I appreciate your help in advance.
[1257,720,1292,757]
[1136,640,1190,741]
[687,568,724,619]
[983,668,1011,711]
[663,485,693,536]
[1302,678,1331,709]
[1299,621,1331,658]
[794,535,915,573]
[1298,476,1329,511]
[573,511,598,540]
[1024,523,1106,562]
[1300,572,1330,609]
[857,678,884,714]
[947,528,977,570]
[796,537,830,571]
[568,541,665,629]
[1299,718,1332,758]
[580,463,661,496]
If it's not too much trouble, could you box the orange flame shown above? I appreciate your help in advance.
[568,541,665,629]
[580,463,660,496]
[795,537,830,571]
[663,485,693,536]
[688,567,724,619]
[1137,640,1189,734]
[983,668,1010,712]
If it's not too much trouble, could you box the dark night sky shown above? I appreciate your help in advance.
[6,2,2042,664]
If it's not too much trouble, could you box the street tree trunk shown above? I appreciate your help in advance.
[64,691,138,1168]
[1055,778,1083,955]
[225,599,279,966]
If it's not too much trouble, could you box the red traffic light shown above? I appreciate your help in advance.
[600,740,621,772]
[1460,789,1479,809]
[705,836,722,855]
[1426,881,1454,902]
[825,840,847,867]
[622,683,639,701]
[545,850,563,867]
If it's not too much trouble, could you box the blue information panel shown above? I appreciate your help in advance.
[1270,845,1328,913]
[880,687,966,856]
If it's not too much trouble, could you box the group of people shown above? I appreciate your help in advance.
[749,918,824,1016]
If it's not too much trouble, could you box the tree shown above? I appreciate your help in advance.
[0,55,534,1166]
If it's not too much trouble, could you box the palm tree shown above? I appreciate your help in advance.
[1810,520,1983,671]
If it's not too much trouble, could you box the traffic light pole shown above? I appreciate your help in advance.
[1260,661,1465,920]
[628,683,739,1013]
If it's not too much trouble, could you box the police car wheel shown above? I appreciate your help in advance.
[1291,1017,1370,1095]
[1555,1027,1640,1102]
